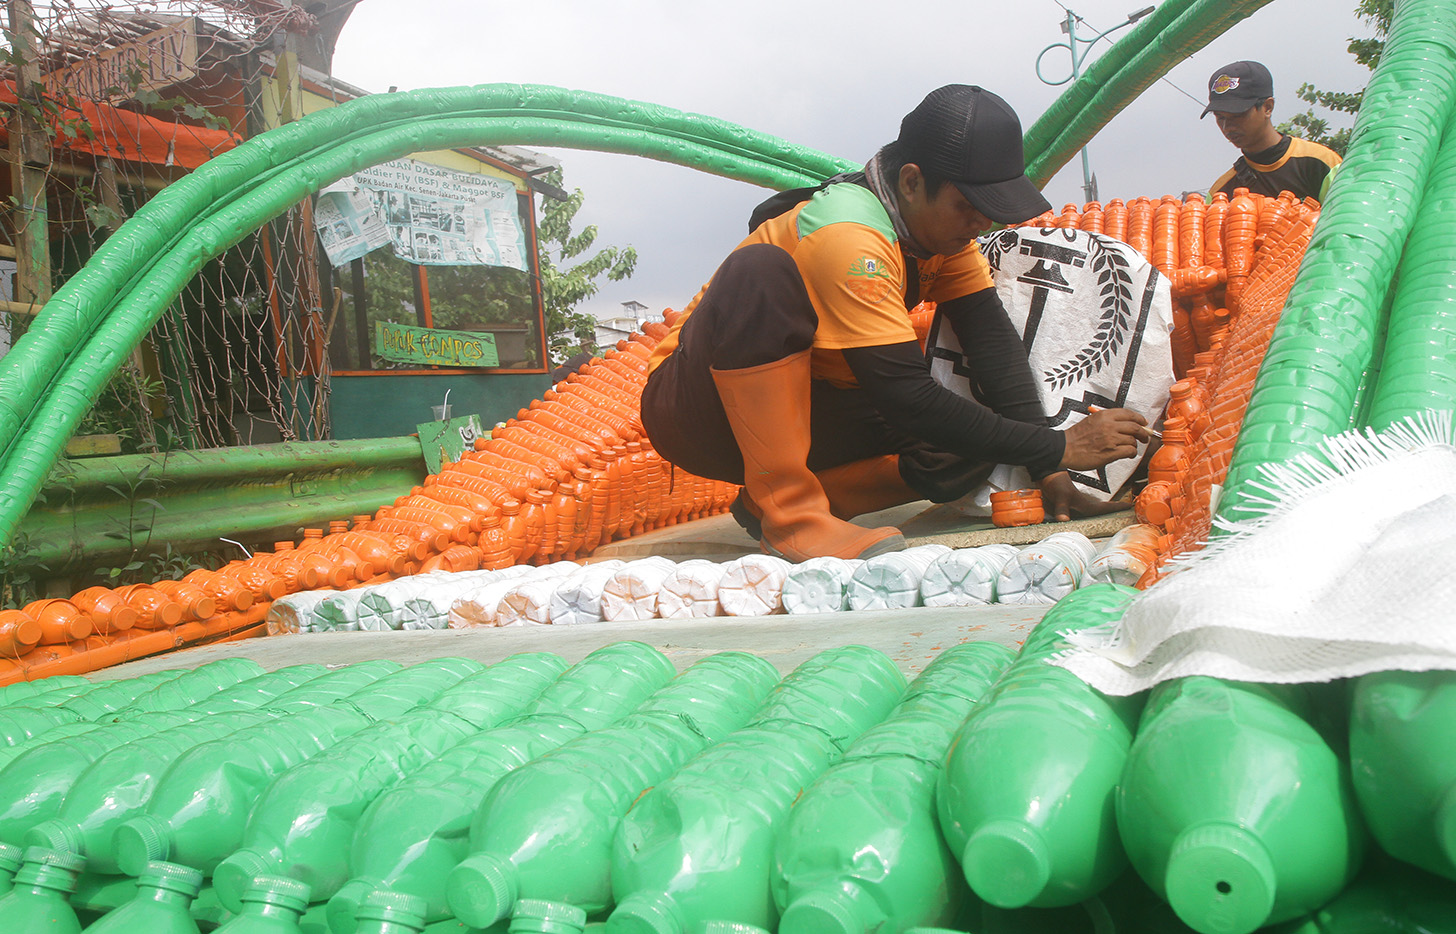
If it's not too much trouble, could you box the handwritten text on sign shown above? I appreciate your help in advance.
[374,321,501,368]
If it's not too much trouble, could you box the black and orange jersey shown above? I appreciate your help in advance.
[1211,134,1341,203]
[649,182,995,387]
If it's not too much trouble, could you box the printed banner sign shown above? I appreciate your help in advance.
[316,158,528,270]
[374,321,500,368]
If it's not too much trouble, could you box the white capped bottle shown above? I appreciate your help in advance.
[920,544,1019,607]
[717,555,793,617]
[600,557,678,621]
[782,558,864,615]
[848,545,951,611]
[657,560,727,619]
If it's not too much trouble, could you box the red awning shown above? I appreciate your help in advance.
[1,80,242,170]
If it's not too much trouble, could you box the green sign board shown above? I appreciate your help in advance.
[374,321,500,368]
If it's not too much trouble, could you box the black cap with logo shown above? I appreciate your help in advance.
[1201,61,1274,118]
[896,84,1052,224]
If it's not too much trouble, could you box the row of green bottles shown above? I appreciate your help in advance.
[212,654,569,912]
[111,658,486,877]
[774,640,1018,934]
[328,641,677,931]
[606,645,908,934]
[937,585,1143,910]
[446,651,781,929]
[113,658,266,718]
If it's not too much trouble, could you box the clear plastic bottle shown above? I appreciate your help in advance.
[717,554,793,617]
[447,653,780,928]
[600,557,677,621]
[847,544,952,611]
[774,642,1017,934]
[781,557,863,615]
[656,560,726,619]
[548,561,628,625]
[81,860,202,934]
[996,532,1097,605]
[0,846,86,934]
[920,544,1019,607]
[607,646,907,934]
[212,875,311,934]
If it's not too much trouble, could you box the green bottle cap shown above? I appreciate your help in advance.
[607,890,687,934]
[213,847,273,912]
[511,899,587,934]
[446,851,518,927]
[699,923,771,934]
[114,814,172,876]
[241,874,312,914]
[15,846,86,893]
[1164,822,1277,934]
[963,819,1053,908]
[139,860,203,897]
[356,889,427,930]
[779,884,882,934]
[23,820,83,857]
[0,841,23,875]
[327,877,377,934]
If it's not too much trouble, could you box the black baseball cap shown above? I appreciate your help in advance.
[896,84,1051,224]
[1201,61,1274,117]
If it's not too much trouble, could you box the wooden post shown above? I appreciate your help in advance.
[6,0,53,309]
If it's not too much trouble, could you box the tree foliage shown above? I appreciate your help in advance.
[535,168,638,364]
[1278,0,1392,156]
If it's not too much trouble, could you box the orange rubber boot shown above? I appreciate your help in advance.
[711,351,905,561]
[816,455,924,520]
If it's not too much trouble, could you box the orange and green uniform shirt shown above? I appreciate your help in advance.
[1211,134,1342,203]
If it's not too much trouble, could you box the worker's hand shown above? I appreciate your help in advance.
[1058,408,1150,471]
[1039,471,1132,522]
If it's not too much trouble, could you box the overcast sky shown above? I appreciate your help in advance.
[332,0,1375,322]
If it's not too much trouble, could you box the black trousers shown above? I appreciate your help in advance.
[641,244,991,502]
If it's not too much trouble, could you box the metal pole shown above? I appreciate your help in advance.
[1065,12,1098,203]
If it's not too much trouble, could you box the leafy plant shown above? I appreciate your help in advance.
[1277,0,1392,157]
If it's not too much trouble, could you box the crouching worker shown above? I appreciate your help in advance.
[641,85,1150,562]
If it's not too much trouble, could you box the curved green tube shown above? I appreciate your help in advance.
[1026,0,1276,188]
[1217,0,1456,520]
[0,87,856,547]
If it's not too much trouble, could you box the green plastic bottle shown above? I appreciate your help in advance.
[447,652,781,928]
[0,675,91,709]
[263,660,402,714]
[114,659,267,717]
[416,653,569,728]
[1349,669,1456,881]
[327,643,677,933]
[937,585,1144,909]
[329,657,485,722]
[608,646,907,934]
[0,840,22,894]
[0,846,86,933]
[213,658,564,911]
[774,642,1016,934]
[0,711,195,845]
[1118,678,1365,934]
[111,703,374,876]
[184,664,330,716]
[213,875,312,934]
[350,890,428,934]
[25,710,278,872]
[81,860,202,933]
[1260,856,1456,934]
[57,671,187,721]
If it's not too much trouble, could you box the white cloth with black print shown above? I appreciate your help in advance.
[928,226,1175,512]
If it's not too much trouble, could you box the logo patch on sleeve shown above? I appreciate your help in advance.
[846,256,895,303]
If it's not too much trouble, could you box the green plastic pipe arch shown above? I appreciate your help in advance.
[1216,0,1456,522]
[0,86,857,547]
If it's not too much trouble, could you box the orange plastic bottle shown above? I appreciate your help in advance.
[22,599,94,645]
[1079,200,1104,234]
[1103,198,1128,243]
[151,580,217,622]
[70,587,139,635]
[1147,419,1192,486]
[0,609,43,655]
[116,582,185,630]
[1167,380,1213,441]
[1203,191,1229,269]
[498,498,528,565]
[181,570,256,612]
